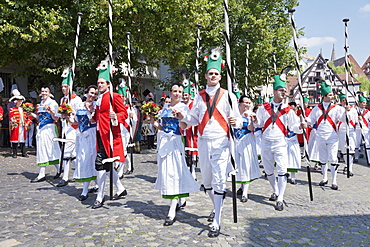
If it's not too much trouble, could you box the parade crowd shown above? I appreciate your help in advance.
[1,49,369,238]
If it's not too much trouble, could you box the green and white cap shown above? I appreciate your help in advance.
[61,67,73,86]
[117,78,128,96]
[205,47,224,72]
[182,79,195,97]
[97,59,115,83]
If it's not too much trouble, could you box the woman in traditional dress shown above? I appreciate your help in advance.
[9,89,32,158]
[69,85,98,201]
[233,95,261,202]
[150,82,199,226]
[30,86,61,183]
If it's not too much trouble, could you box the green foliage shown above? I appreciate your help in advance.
[0,0,300,92]
[358,75,370,93]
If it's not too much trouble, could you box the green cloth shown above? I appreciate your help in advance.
[74,176,97,183]
[234,178,258,184]
[273,75,286,90]
[319,81,332,96]
[38,159,60,167]
[303,96,309,103]
[162,193,189,199]
[287,168,298,173]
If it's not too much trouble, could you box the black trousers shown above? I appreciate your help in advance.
[95,133,112,172]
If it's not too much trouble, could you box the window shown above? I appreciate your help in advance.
[0,73,12,98]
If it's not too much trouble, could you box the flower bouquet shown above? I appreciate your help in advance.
[22,102,34,112]
[141,102,160,120]
[58,103,73,115]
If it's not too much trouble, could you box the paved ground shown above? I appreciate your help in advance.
[0,145,369,246]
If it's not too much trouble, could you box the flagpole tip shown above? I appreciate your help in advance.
[246,41,250,45]
[288,9,296,13]
[196,24,202,28]
[343,18,350,23]
[77,12,83,16]
[126,32,131,35]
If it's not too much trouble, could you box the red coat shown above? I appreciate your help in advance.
[9,107,32,142]
[297,107,312,143]
[95,92,128,162]
[0,107,3,121]
[184,101,198,155]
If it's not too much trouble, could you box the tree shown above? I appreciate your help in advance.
[0,0,300,93]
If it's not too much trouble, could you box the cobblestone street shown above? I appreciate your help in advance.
[0,146,369,246]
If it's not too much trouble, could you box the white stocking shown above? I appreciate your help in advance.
[277,175,287,202]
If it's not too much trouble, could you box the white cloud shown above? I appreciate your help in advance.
[359,4,370,13]
[297,37,337,48]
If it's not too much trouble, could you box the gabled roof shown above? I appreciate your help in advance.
[333,54,367,78]
[361,56,370,70]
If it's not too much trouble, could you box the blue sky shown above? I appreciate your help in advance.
[295,0,370,65]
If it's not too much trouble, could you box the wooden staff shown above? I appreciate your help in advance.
[288,8,313,201]
[126,31,135,173]
[223,0,237,223]
[244,41,250,96]
[195,24,202,94]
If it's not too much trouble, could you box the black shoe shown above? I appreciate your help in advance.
[30,177,46,183]
[112,189,127,200]
[331,184,338,190]
[208,226,220,238]
[349,172,354,177]
[78,194,88,201]
[319,180,328,186]
[124,170,133,175]
[269,193,278,201]
[241,196,248,203]
[176,201,186,211]
[360,154,364,158]
[207,211,215,222]
[57,179,68,187]
[92,200,103,209]
[354,159,359,163]
[275,201,284,211]
[12,153,17,158]
[163,216,176,226]
[21,153,29,157]
[290,179,297,185]
[237,188,243,195]
[88,187,99,193]
[54,172,61,179]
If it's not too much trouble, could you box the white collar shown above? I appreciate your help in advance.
[206,84,220,97]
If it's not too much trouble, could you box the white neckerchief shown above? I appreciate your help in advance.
[205,83,220,97]
[322,101,331,109]
[96,90,109,107]
[271,100,282,113]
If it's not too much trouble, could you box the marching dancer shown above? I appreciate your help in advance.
[233,95,261,202]
[306,80,346,190]
[92,60,128,209]
[31,86,61,183]
[69,85,99,201]
[355,93,370,164]
[57,69,82,187]
[174,47,242,237]
[337,92,357,176]
[9,89,32,158]
[151,82,199,227]
[253,69,303,211]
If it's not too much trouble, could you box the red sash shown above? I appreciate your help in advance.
[262,102,290,135]
[338,120,356,129]
[359,109,369,128]
[317,103,337,131]
[198,89,229,137]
